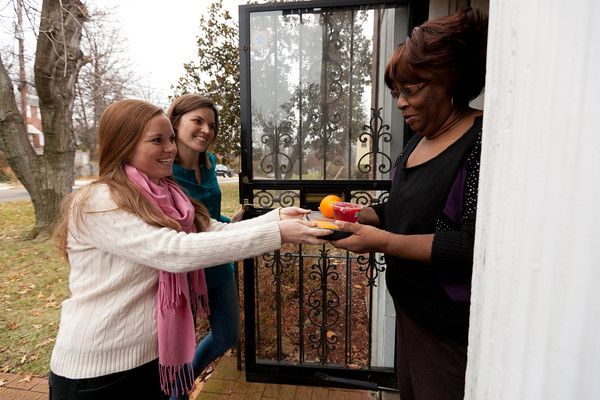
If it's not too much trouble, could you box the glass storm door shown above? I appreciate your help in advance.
[238,0,428,390]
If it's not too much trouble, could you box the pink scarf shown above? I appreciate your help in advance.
[125,165,209,396]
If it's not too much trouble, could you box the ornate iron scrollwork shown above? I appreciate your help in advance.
[307,248,340,363]
[357,252,387,287]
[260,124,293,177]
[254,190,300,208]
[357,107,392,176]
[347,190,390,208]
[263,250,295,281]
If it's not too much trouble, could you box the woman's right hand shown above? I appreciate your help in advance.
[357,206,380,227]
[278,219,331,245]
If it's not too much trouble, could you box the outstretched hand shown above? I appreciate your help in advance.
[278,219,331,245]
[279,207,312,221]
[330,221,387,253]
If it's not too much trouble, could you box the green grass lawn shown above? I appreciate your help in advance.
[0,181,241,377]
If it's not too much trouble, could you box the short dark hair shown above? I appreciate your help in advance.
[385,8,488,107]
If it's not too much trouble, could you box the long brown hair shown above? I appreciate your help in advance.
[55,99,211,259]
[384,8,488,107]
[167,94,219,169]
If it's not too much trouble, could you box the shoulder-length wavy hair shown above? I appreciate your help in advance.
[56,99,211,259]
[384,7,488,107]
[167,94,219,170]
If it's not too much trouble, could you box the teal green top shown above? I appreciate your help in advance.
[172,152,234,290]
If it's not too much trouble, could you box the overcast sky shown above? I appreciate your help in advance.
[91,0,248,106]
[0,0,249,106]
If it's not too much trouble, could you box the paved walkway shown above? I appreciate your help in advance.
[0,356,381,399]
[0,372,48,399]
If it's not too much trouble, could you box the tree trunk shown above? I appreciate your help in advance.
[0,0,87,239]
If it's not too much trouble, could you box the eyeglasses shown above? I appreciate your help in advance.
[390,81,430,99]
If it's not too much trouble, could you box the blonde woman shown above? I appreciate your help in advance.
[49,99,329,399]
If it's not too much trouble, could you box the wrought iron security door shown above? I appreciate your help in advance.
[239,0,427,390]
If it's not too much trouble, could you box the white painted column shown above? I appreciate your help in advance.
[466,1,600,399]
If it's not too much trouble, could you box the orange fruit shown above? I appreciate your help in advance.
[319,195,342,218]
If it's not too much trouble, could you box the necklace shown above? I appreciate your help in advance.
[430,107,474,140]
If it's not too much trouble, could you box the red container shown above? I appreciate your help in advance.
[331,202,362,223]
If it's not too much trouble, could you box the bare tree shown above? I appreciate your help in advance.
[73,5,137,161]
[0,0,88,239]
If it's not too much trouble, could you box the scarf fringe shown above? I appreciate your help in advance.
[159,362,196,396]
[190,272,210,319]
[156,272,187,316]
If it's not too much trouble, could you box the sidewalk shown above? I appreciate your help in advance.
[0,372,48,399]
[0,356,381,399]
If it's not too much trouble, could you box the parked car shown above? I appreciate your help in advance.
[215,164,234,177]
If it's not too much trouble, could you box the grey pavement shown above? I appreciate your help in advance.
[0,176,238,203]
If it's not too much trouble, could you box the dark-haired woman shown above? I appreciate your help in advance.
[166,94,244,400]
[331,8,488,400]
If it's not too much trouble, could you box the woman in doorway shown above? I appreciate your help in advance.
[166,94,244,400]
[331,8,488,400]
[49,99,330,399]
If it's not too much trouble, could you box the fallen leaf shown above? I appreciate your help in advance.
[6,322,17,330]
[20,354,27,364]
[35,338,55,348]
[32,324,42,329]
[18,374,32,383]
[0,379,6,387]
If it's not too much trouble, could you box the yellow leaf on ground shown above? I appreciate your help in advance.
[35,337,55,349]
[18,374,32,383]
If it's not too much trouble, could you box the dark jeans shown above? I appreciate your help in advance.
[49,359,169,400]
[394,303,468,400]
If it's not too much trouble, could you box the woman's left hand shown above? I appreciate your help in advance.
[330,221,388,254]
[230,208,245,223]
[279,207,312,220]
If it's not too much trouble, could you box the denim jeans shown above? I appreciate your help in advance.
[170,276,240,400]
[49,359,168,399]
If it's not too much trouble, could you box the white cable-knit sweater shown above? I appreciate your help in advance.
[50,183,282,379]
